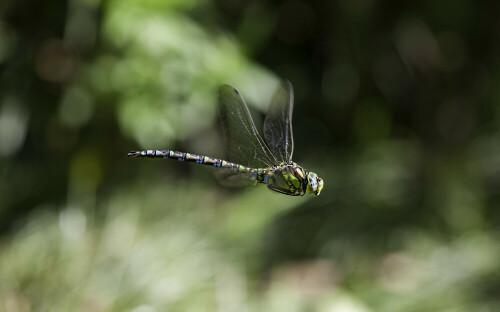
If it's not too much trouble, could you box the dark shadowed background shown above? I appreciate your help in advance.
[1,0,500,311]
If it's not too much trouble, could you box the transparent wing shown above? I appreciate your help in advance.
[263,80,295,164]
[218,85,278,168]
[214,168,258,187]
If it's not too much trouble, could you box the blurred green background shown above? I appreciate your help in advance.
[1,0,500,311]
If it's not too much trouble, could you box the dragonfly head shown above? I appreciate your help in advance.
[306,172,324,196]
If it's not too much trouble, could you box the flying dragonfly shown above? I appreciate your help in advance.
[128,81,324,196]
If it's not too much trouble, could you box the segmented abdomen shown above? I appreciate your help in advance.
[128,150,269,183]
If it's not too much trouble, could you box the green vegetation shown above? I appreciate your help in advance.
[1,0,499,311]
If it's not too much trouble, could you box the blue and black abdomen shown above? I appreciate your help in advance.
[128,150,224,167]
[128,150,269,182]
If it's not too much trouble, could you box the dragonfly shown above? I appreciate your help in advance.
[128,81,323,196]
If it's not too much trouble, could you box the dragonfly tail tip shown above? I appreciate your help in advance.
[128,151,141,157]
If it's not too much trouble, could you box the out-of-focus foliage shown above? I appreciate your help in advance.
[1,0,500,311]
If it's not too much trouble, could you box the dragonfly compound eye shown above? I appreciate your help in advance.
[306,172,320,195]
[315,177,324,196]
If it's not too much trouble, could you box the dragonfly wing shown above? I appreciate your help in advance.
[214,168,258,187]
[219,85,278,168]
[263,80,295,164]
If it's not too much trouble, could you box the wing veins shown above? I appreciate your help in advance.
[218,85,278,168]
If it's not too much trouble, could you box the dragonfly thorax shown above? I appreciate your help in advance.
[265,162,323,196]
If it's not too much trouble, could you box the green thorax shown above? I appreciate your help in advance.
[260,162,308,196]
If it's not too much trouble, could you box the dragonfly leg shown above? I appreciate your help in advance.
[266,183,299,196]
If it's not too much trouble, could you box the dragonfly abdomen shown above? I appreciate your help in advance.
[128,150,266,177]
[128,150,219,166]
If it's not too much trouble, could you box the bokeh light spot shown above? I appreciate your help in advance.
[0,97,29,157]
[59,207,87,239]
[59,86,94,128]
[35,39,75,83]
